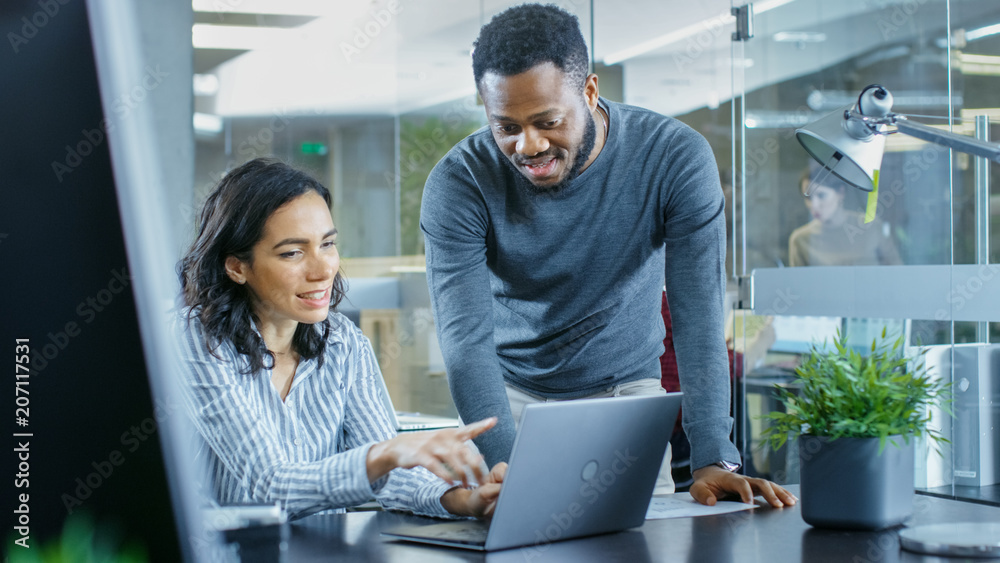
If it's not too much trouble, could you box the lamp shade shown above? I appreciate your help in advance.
[796,106,886,192]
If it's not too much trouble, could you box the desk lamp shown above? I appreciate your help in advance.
[795,85,1000,558]
[796,84,1000,193]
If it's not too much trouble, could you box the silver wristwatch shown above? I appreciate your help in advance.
[715,460,740,472]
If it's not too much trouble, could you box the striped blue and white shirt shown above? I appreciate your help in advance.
[176,309,454,520]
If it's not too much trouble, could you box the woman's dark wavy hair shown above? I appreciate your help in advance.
[178,158,346,375]
[472,3,589,89]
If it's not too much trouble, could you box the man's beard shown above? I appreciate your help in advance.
[511,111,598,196]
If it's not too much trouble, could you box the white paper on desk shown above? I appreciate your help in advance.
[645,493,756,520]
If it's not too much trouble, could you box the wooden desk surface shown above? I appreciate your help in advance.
[235,487,1000,562]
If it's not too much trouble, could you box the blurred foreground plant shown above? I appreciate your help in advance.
[7,513,147,563]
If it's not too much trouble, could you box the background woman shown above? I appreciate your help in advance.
[788,168,902,267]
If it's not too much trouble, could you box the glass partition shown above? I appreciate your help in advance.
[739,0,1000,504]
[189,0,998,505]
[191,1,592,419]
[602,0,745,477]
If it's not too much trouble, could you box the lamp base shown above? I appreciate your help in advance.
[899,523,1000,557]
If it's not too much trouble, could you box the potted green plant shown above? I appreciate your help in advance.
[762,328,950,530]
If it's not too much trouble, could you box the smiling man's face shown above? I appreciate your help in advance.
[479,62,600,193]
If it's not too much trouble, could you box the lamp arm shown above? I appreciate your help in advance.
[892,116,1000,163]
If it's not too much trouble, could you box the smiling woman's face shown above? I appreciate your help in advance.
[225,190,339,330]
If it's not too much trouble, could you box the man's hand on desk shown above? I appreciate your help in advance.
[690,465,797,509]
[441,462,508,519]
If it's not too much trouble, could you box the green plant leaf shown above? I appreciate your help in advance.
[759,327,953,451]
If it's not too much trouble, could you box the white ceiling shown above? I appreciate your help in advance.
[195,0,1000,119]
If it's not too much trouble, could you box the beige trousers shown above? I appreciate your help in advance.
[504,378,675,495]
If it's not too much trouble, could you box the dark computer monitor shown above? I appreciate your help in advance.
[85,2,219,560]
[1,1,202,559]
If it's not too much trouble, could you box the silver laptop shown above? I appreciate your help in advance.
[374,369,460,432]
[392,411,460,432]
[382,392,681,551]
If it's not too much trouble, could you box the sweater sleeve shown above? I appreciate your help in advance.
[420,154,517,467]
[660,129,742,471]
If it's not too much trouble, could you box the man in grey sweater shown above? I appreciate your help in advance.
[420,4,794,508]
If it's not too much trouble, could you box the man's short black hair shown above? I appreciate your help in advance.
[472,3,590,90]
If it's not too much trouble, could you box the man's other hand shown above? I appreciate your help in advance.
[690,464,797,509]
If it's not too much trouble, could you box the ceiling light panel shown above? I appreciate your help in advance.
[191,0,337,17]
[191,24,300,50]
[773,31,827,43]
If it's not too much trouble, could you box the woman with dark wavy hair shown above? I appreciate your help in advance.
[176,158,504,520]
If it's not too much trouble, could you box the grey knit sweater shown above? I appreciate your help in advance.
[421,98,741,471]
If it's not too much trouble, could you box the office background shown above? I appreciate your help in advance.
[3,0,999,557]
